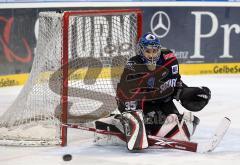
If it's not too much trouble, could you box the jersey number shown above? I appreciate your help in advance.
[125,101,137,111]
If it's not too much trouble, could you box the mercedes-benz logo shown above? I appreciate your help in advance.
[151,11,171,38]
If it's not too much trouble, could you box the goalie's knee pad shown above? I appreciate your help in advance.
[155,112,200,141]
[122,110,148,150]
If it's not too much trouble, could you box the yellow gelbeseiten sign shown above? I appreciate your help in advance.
[1,63,240,87]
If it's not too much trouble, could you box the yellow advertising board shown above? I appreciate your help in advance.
[1,63,240,87]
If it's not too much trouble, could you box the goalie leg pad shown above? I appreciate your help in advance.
[155,112,200,141]
[155,114,182,140]
[180,111,200,136]
[94,132,126,146]
[122,110,148,150]
[94,114,126,146]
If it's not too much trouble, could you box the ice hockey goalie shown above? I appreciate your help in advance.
[94,33,211,150]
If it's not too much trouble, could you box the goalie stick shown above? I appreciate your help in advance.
[63,117,230,153]
[197,117,231,152]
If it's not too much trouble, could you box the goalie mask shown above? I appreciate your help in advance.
[137,33,161,71]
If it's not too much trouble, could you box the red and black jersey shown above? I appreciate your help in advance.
[116,48,183,113]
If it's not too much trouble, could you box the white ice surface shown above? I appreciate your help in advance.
[0,75,240,165]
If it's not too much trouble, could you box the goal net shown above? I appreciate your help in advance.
[0,9,142,146]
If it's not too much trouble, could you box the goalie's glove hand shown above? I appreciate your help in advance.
[200,86,211,100]
[178,86,211,112]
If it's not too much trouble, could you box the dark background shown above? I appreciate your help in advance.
[0,7,240,75]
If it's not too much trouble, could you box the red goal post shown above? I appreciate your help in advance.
[61,9,143,146]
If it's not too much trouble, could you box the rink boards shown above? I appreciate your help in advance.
[1,63,240,87]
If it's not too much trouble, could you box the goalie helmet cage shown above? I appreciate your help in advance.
[0,9,143,146]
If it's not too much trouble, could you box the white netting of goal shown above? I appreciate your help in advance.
[0,10,141,146]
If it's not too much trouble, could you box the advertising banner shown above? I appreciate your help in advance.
[141,7,240,64]
[1,6,240,87]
